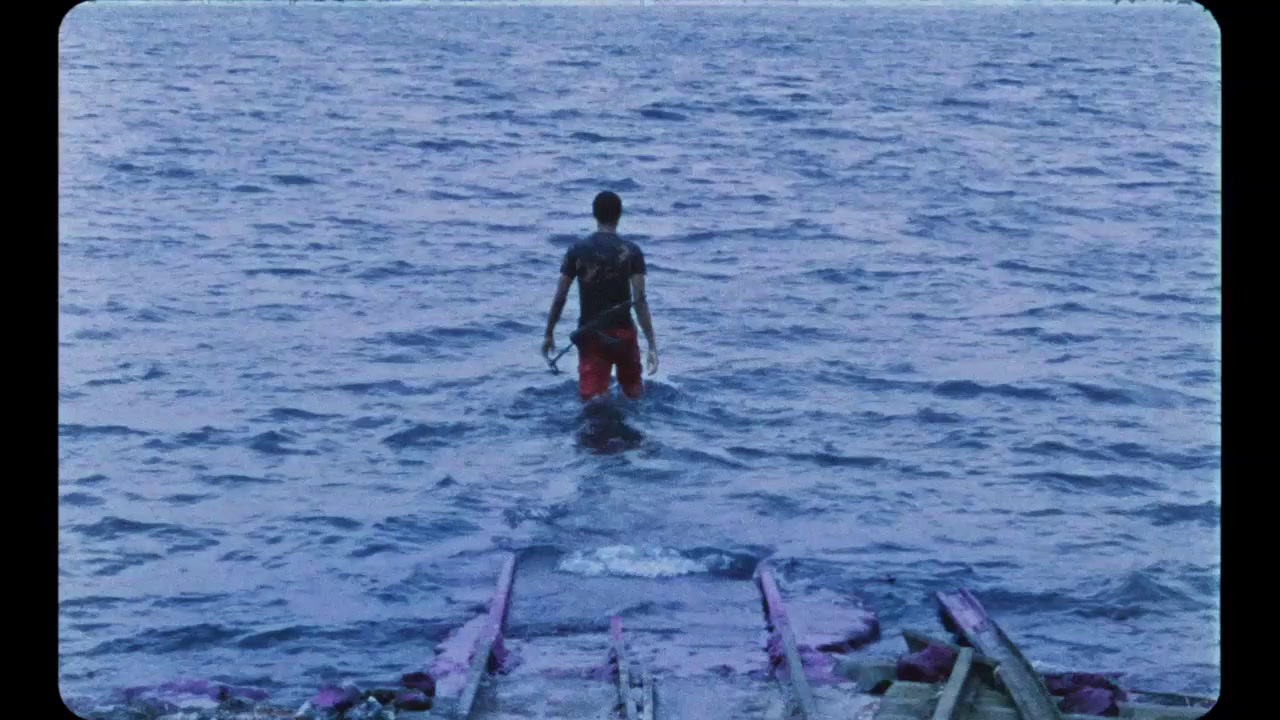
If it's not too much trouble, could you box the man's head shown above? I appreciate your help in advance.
[593,191,623,228]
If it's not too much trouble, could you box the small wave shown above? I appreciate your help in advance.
[569,131,613,143]
[792,127,896,142]
[231,184,270,193]
[1047,165,1107,177]
[1079,569,1204,618]
[546,59,600,68]
[805,267,927,284]
[242,267,314,277]
[932,380,1055,401]
[1013,440,1111,462]
[1067,382,1133,405]
[1015,471,1165,495]
[1130,501,1219,528]
[248,430,311,456]
[71,516,175,541]
[732,107,804,123]
[349,543,401,559]
[260,407,340,422]
[1139,292,1200,304]
[916,407,963,424]
[131,309,168,323]
[335,380,429,396]
[290,514,363,531]
[168,426,235,448]
[1105,442,1216,470]
[783,451,888,468]
[638,107,688,121]
[356,260,421,281]
[374,515,480,542]
[939,97,991,109]
[1010,301,1091,318]
[322,215,376,227]
[234,625,314,650]
[382,422,475,449]
[995,259,1084,278]
[60,424,149,438]
[60,492,104,507]
[726,445,771,460]
[89,623,243,656]
[73,329,119,340]
[1115,180,1182,190]
[161,493,215,505]
[411,139,483,152]
[993,327,1097,345]
[199,470,282,485]
[270,174,318,186]
[960,184,1017,198]
[1129,151,1182,170]
[1023,508,1067,518]
[560,176,643,192]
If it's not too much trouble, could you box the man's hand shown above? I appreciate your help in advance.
[542,334,555,359]
[646,343,659,375]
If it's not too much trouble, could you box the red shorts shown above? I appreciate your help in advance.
[578,326,644,400]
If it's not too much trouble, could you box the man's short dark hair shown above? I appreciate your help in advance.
[593,191,623,226]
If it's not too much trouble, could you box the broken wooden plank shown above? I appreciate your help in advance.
[905,630,1214,716]
[903,629,1002,687]
[640,664,655,720]
[884,678,1007,707]
[611,616,639,720]
[936,588,1063,720]
[881,677,1210,720]
[757,565,820,719]
[455,553,517,719]
[931,647,975,720]
[832,658,897,693]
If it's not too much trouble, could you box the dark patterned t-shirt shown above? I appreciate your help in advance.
[560,231,646,329]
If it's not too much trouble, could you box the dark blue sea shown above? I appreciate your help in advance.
[59,0,1220,714]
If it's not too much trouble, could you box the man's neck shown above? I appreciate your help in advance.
[596,224,617,234]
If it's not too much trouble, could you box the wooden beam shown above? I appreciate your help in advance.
[757,565,819,719]
[455,553,517,719]
[640,664,655,720]
[936,589,1063,720]
[931,647,975,720]
[611,617,638,720]
[903,628,1002,687]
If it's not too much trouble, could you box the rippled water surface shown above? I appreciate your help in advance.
[59,1,1220,711]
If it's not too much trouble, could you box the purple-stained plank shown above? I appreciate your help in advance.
[757,565,819,718]
[455,552,518,719]
[936,588,1063,720]
[611,616,639,720]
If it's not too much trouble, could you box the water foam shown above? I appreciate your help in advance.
[556,545,709,578]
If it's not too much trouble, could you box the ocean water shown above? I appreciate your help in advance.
[58,0,1221,713]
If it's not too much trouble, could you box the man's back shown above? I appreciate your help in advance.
[542,190,658,400]
[561,231,646,328]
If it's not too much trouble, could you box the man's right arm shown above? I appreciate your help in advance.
[631,274,657,351]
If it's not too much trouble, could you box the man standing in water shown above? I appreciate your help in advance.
[542,191,659,401]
